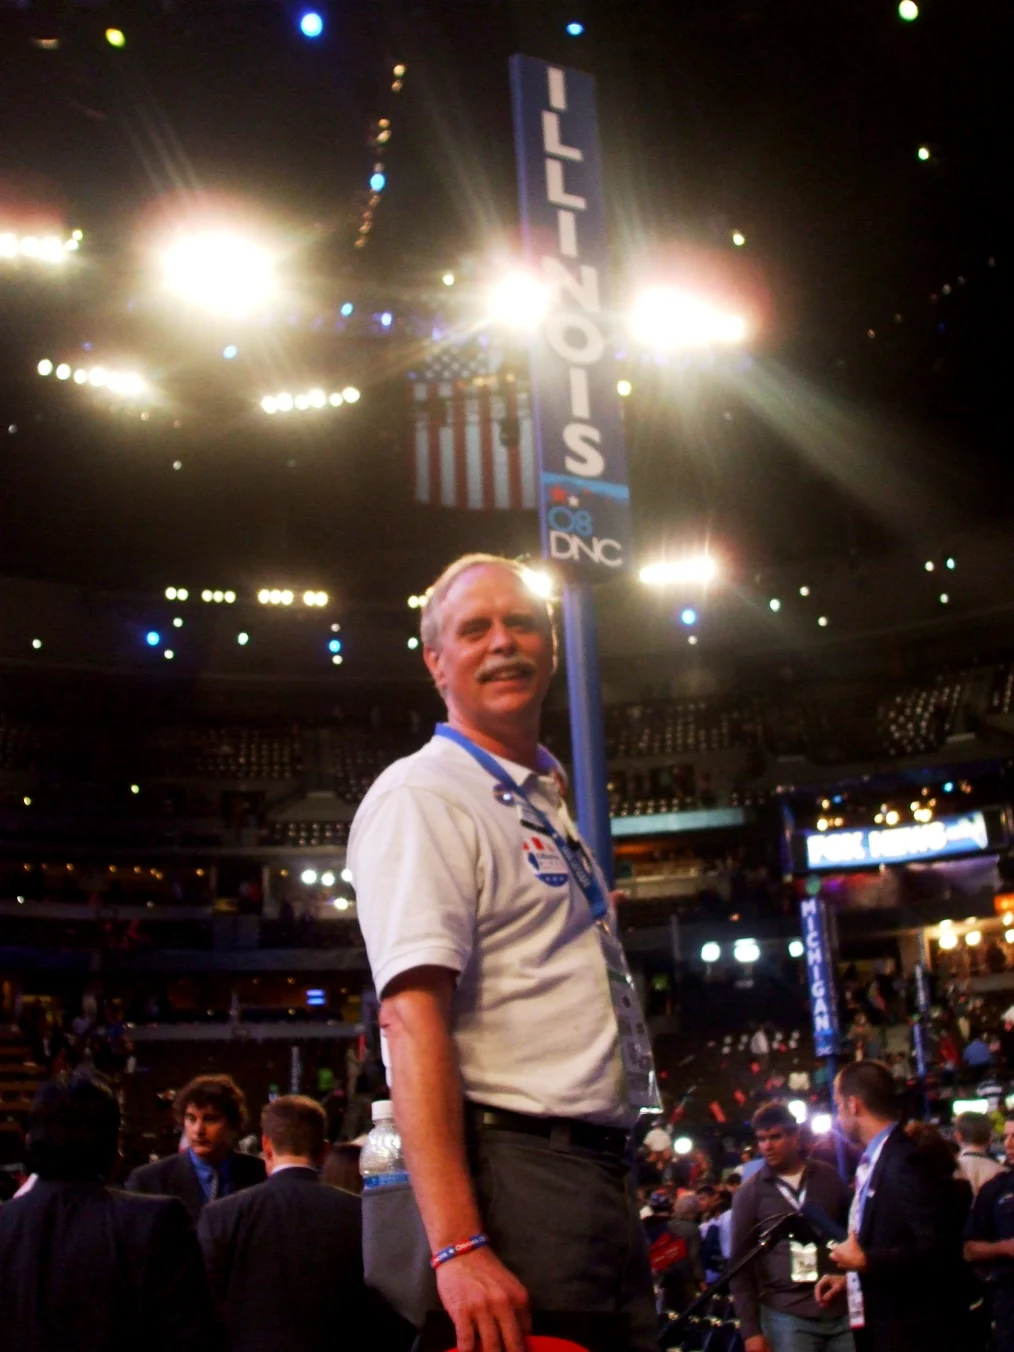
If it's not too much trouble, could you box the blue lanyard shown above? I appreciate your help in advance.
[435,723,609,921]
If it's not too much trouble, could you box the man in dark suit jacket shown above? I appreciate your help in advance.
[197,1094,413,1351]
[817,1060,969,1352]
[127,1072,265,1221]
[0,1071,219,1352]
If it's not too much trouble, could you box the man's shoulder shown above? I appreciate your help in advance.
[128,1153,188,1186]
[232,1152,267,1185]
[351,738,484,832]
[977,1167,1014,1206]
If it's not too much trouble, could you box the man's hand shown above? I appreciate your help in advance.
[829,1231,867,1272]
[435,1246,531,1352]
[815,1274,848,1307]
[743,1336,771,1352]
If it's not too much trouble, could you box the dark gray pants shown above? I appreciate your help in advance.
[469,1125,660,1352]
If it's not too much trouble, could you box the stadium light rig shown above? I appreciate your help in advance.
[38,359,147,399]
[159,230,276,317]
[1,231,81,264]
[200,590,236,604]
[260,386,358,413]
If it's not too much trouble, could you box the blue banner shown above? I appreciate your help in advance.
[509,54,632,580]
[800,895,840,1057]
[803,810,989,871]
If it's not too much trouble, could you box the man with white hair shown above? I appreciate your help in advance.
[349,553,660,1352]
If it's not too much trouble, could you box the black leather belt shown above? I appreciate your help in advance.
[466,1102,630,1159]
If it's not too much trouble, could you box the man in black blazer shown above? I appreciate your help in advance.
[197,1094,413,1351]
[0,1071,219,1352]
[127,1072,265,1221]
[816,1060,969,1352]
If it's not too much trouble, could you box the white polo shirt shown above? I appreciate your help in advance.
[348,732,630,1127]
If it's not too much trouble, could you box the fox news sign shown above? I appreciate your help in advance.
[804,811,990,871]
[510,55,631,580]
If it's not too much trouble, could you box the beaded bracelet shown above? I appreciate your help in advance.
[430,1233,490,1270]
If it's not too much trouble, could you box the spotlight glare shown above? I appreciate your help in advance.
[37,359,54,376]
[811,1113,833,1136]
[939,593,949,604]
[165,587,177,600]
[55,363,71,380]
[799,585,811,597]
[788,1100,808,1125]
[407,637,420,650]
[224,590,236,604]
[899,0,919,16]
[380,311,393,328]
[965,929,982,947]
[237,632,249,646]
[299,11,324,38]
[566,21,585,36]
[88,367,107,387]
[938,929,958,950]
[733,938,761,964]
[146,631,160,647]
[818,615,829,627]
[300,869,318,885]
[328,392,343,406]
[341,386,360,403]
[917,146,931,162]
[331,654,343,665]
[159,231,275,317]
[163,649,174,660]
[769,598,781,612]
[31,639,43,650]
[617,379,633,397]
[680,607,697,627]
[340,302,354,316]
[294,394,309,410]
[281,590,293,605]
[276,393,293,412]
[673,1136,693,1156]
[731,230,746,247]
[521,567,554,600]
[630,287,749,351]
[172,617,183,628]
[222,345,238,360]
[639,556,718,587]
[73,369,88,384]
[442,272,455,286]
[489,271,550,330]
[788,939,804,958]
[328,639,342,654]
[370,172,386,192]
[341,867,353,883]
[105,27,126,47]
[700,941,721,963]
[308,388,326,408]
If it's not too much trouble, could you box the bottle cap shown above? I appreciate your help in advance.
[371,1098,395,1123]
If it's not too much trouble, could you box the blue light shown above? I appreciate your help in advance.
[299,11,324,38]
[943,781,955,793]
[146,631,160,647]
[680,608,697,627]
[380,311,393,328]
[340,302,354,317]
[369,172,386,192]
[222,345,238,360]
[566,21,585,36]
[328,639,342,653]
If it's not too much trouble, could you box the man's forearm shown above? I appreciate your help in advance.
[965,1238,1013,1263]
[382,982,483,1251]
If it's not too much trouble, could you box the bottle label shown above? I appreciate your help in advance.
[363,1170,410,1190]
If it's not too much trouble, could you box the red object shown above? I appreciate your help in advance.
[708,1100,727,1123]
[648,1231,689,1275]
[452,1341,587,1352]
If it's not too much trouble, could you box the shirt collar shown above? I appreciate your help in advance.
[269,1161,316,1176]
[189,1149,232,1183]
[861,1123,895,1166]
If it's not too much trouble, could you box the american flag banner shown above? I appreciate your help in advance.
[409,346,537,510]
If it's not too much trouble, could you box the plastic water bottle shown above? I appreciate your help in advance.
[359,1099,409,1190]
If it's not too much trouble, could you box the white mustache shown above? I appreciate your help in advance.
[478,658,536,683]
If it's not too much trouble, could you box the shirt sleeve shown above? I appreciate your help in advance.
[728,1183,762,1341]
[350,784,482,998]
[966,1178,998,1242]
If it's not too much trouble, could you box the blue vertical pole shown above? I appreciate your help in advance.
[562,582,614,888]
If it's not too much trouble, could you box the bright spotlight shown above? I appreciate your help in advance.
[817,615,829,627]
[566,21,585,36]
[177,588,188,600]
[269,589,282,604]
[308,388,326,409]
[811,1113,833,1136]
[938,929,958,950]
[917,146,931,162]
[37,359,54,376]
[328,639,342,654]
[130,784,140,795]
[146,631,160,647]
[788,1100,808,1125]
[733,939,761,964]
[222,345,238,360]
[965,929,982,947]
[407,637,420,650]
[320,870,336,887]
[237,632,249,645]
[442,272,455,286]
[340,302,354,316]
[295,395,309,410]
[489,271,550,330]
[160,231,275,316]
[341,386,360,403]
[380,311,393,328]
[164,649,174,660]
[700,942,721,963]
[898,0,919,18]
[946,557,956,570]
[680,608,697,627]
[73,369,88,384]
[172,618,183,628]
[630,288,748,351]
[370,172,386,192]
[300,869,318,885]
[276,393,293,412]
[31,639,43,650]
[769,598,782,612]
[639,556,718,587]
[341,867,353,883]
[55,363,71,380]
[617,379,632,397]
[731,231,746,247]
[165,587,177,600]
[281,590,293,606]
[88,367,107,387]
[522,567,554,600]
[788,939,805,959]
[213,591,224,603]
[105,27,126,47]
[299,11,324,38]
[224,591,236,604]
[331,654,343,665]
[673,1136,693,1156]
